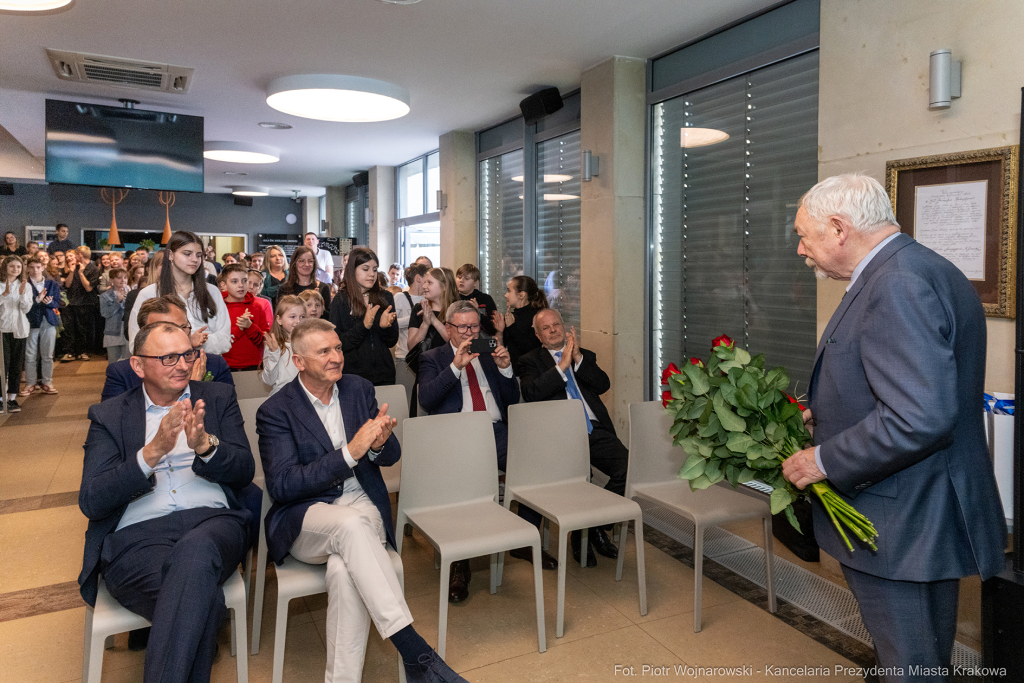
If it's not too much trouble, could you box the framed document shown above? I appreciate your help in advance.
[885,146,1019,318]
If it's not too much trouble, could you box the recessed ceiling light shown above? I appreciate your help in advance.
[511,174,574,183]
[204,141,280,164]
[0,0,72,10]
[229,186,269,197]
[266,74,410,122]
[223,171,248,176]
[542,193,579,201]
[378,0,422,4]
[258,121,292,129]
[680,127,730,148]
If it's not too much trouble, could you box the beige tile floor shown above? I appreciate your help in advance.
[0,360,867,683]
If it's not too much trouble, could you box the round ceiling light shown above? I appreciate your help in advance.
[511,174,574,183]
[204,142,280,164]
[229,186,269,197]
[680,127,729,148]
[266,74,410,122]
[0,0,72,10]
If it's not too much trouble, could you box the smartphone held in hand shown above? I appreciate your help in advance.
[469,337,498,355]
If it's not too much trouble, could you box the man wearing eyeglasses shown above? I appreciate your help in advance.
[418,300,556,603]
[79,321,255,683]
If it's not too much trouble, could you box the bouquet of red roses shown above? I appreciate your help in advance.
[661,334,878,552]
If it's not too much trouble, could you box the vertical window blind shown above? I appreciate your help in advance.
[651,51,819,396]
[478,150,524,300]
[535,130,581,329]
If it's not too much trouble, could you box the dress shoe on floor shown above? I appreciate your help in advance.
[404,650,469,683]
[127,627,150,651]
[589,527,619,559]
[448,560,470,603]
[509,546,558,570]
[570,530,597,568]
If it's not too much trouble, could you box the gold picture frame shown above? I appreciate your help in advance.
[885,146,1018,318]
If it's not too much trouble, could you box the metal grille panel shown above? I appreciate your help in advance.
[83,64,164,88]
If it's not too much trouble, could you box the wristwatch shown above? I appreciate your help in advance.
[196,434,219,458]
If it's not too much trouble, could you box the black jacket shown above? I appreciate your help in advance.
[329,289,399,386]
[460,289,498,335]
[517,345,615,434]
[502,306,543,374]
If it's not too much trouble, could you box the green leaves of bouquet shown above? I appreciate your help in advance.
[662,334,878,552]
[662,335,807,531]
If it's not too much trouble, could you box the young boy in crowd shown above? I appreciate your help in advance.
[455,263,498,335]
[219,263,272,370]
[246,269,268,300]
[297,289,326,320]
[99,267,130,363]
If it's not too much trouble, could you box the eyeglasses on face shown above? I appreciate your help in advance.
[445,323,481,334]
[136,348,201,366]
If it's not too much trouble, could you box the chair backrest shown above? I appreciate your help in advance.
[374,384,409,446]
[238,396,268,486]
[506,400,591,490]
[233,370,272,400]
[397,412,499,515]
[625,402,685,497]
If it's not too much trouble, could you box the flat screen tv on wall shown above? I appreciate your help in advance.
[45,99,204,192]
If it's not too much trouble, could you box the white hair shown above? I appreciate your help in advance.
[799,173,899,234]
[445,299,479,323]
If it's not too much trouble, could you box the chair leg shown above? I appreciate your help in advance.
[615,520,627,581]
[762,515,777,613]
[530,538,547,653]
[579,530,588,569]
[271,594,293,683]
[86,629,107,683]
[434,549,440,571]
[693,525,703,633]
[395,512,407,555]
[542,518,550,552]
[437,558,451,659]
[230,604,248,683]
[490,553,499,594]
[633,516,648,617]
[496,548,504,587]
[250,535,269,654]
[81,606,94,683]
[230,606,237,657]
[556,532,568,638]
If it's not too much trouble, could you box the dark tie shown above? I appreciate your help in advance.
[463,362,488,412]
[556,351,593,434]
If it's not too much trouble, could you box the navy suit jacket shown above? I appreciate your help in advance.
[257,374,400,564]
[101,354,234,402]
[809,233,1006,581]
[78,381,255,606]
[418,342,519,420]
[517,346,615,434]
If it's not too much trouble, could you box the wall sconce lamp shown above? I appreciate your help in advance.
[436,189,448,212]
[582,150,600,181]
[929,49,961,110]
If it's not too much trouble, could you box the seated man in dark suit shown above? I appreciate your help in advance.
[517,308,628,567]
[418,300,557,603]
[79,321,254,683]
[257,318,466,683]
[102,294,233,402]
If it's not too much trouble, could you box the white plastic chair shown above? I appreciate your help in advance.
[238,396,273,654]
[502,400,647,638]
[232,370,272,400]
[626,401,777,632]
[82,570,248,683]
[270,546,407,683]
[395,411,546,658]
[373,384,409,494]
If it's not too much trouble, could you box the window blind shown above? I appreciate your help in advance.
[651,50,819,396]
[535,130,581,329]
[479,150,524,301]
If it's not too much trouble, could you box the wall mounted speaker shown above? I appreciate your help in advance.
[233,196,253,207]
[519,87,563,126]
[0,183,13,196]
[352,171,369,188]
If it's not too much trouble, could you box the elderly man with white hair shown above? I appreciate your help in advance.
[782,173,1005,683]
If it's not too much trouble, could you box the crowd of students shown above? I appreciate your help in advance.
[0,225,552,415]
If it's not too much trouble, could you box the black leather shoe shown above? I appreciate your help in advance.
[509,546,558,570]
[448,560,470,603]
[404,649,469,683]
[127,627,150,651]
[589,527,619,559]
[570,530,597,567]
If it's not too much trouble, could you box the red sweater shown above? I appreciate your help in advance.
[221,292,273,368]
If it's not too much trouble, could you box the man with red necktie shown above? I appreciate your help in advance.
[418,300,557,603]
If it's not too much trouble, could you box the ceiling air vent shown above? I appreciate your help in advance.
[46,49,194,94]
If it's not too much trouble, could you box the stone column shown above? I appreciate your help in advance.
[324,185,346,239]
[579,56,646,435]
[439,130,477,270]
[368,166,395,265]
[301,196,320,235]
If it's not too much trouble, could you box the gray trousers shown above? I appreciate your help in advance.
[842,564,960,683]
[25,320,56,386]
